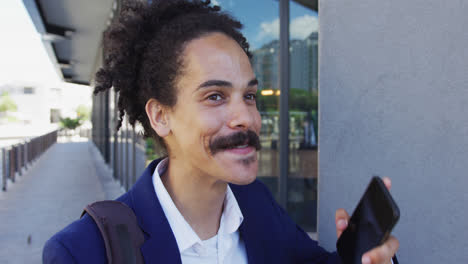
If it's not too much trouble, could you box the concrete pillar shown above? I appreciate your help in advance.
[318,0,468,263]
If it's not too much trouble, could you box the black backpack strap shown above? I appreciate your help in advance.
[81,201,145,264]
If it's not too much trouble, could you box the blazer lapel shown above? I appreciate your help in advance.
[231,183,267,264]
[128,159,182,264]
[239,223,261,264]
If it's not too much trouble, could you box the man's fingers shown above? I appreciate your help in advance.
[335,208,349,238]
[362,235,399,264]
[382,177,392,191]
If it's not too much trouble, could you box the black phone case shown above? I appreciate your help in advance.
[336,176,400,264]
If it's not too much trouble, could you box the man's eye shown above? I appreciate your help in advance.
[207,94,223,101]
[245,93,256,100]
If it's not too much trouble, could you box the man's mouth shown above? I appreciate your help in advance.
[233,144,248,149]
[224,144,255,156]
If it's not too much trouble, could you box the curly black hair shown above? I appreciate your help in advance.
[94,0,251,151]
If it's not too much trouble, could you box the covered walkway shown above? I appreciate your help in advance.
[0,140,123,263]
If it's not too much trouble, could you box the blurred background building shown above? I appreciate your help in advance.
[0,83,91,125]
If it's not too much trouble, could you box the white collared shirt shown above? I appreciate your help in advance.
[152,158,248,264]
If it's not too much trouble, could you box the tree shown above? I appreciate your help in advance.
[76,105,90,121]
[0,92,17,113]
[59,117,82,130]
[289,88,318,112]
[256,88,318,112]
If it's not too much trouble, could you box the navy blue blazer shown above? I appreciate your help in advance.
[43,159,341,263]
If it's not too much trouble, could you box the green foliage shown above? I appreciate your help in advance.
[256,90,279,112]
[256,88,318,112]
[60,117,82,130]
[76,105,90,120]
[60,105,90,130]
[6,116,18,122]
[145,137,167,162]
[289,88,318,111]
[0,92,18,113]
[145,138,157,161]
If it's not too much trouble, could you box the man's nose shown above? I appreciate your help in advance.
[227,99,254,130]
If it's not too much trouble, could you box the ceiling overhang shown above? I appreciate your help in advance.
[293,0,318,11]
[23,0,116,86]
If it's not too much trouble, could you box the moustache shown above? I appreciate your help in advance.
[209,130,262,155]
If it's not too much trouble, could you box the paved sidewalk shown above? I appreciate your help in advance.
[0,141,123,263]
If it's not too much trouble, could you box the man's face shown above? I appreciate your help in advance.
[165,32,261,185]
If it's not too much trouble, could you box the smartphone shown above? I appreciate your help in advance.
[336,176,400,264]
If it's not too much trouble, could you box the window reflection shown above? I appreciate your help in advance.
[215,0,319,231]
[217,0,281,199]
[288,1,319,232]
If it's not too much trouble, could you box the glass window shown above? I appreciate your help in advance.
[288,0,319,232]
[218,0,281,199]
[50,108,61,123]
[23,87,34,94]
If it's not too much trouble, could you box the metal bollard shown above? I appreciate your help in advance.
[9,147,15,183]
[19,144,22,176]
[24,141,28,169]
[0,130,59,192]
[22,143,26,170]
[2,148,6,191]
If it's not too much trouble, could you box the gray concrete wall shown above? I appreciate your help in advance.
[317,0,468,263]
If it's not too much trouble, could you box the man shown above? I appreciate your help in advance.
[43,0,399,263]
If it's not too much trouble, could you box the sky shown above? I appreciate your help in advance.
[212,0,318,49]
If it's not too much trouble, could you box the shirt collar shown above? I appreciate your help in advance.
[153,158,200,252]
[152,157,244,253]
[222,184,244,235]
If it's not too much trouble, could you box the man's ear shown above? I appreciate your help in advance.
[145,98,171,137]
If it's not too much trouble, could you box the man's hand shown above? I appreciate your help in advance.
[335,177,400,264]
